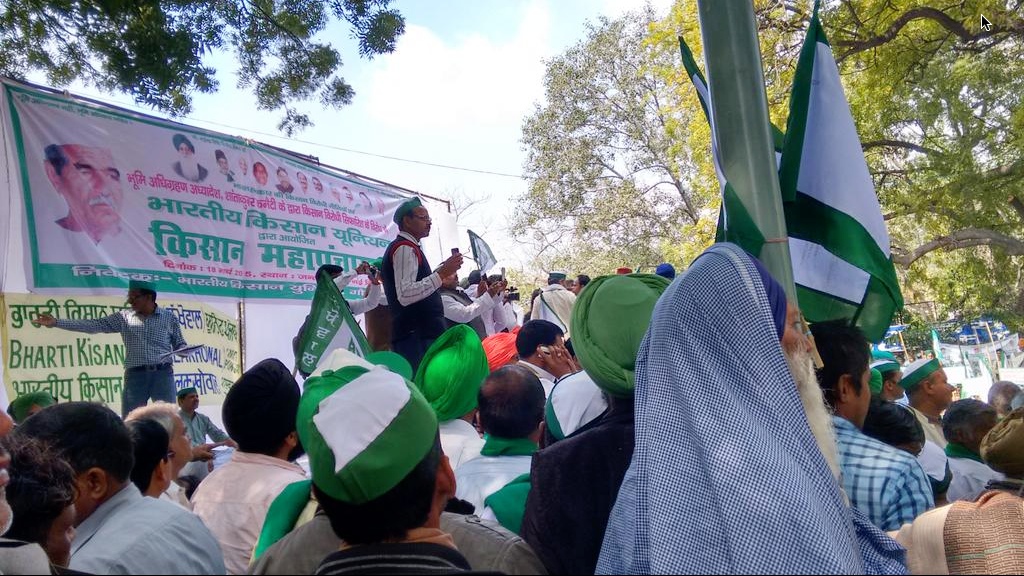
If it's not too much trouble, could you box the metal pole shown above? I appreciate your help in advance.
[697,0,795,300]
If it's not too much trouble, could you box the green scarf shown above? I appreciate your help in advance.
[484,473,531,535]
[251,480,313,561]
[480,435,537,457]
[945,442,985,464]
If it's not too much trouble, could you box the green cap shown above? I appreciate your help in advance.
[392,197,423,224]
[570,274,670,397]
[414,325,489,422]
[900,358,941,391]
[7,392,57,424]
[176,386,198,399]
[548,271,567,282]
[128,279,156,293]
[868,369,883,396]
[298,361,438,505]
[870,350,901,375]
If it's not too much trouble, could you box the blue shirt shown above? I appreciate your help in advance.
[70,483,225,574]
[55,306,186,368]
[833,416,934,531]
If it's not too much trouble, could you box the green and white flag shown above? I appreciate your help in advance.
[296,270,372,375]
[778,1,903,342]
[468,230,498,274]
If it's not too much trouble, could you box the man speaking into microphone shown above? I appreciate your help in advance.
[381,197,464,371]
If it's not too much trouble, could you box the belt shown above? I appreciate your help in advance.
[126,363,172,373]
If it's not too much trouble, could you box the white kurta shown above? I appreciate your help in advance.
[517,360,557,397]
[440,418,485,471]
[455,455,533,513]
[946,457,1004,502]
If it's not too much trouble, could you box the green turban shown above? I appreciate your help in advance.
[570,274,670,398]
[901,358,941,391]
[176,386,198,399]
[392,197,423,224]
[414,325,489,421]
[8,392,56,424]
[868,369,883,396]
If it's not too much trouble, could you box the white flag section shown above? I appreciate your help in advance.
[468,230,497,274]
[777,2,902,342]
[295,270,371,376]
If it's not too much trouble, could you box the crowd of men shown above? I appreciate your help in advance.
[4,196,1023,574]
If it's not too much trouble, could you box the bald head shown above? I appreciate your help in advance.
[989,381,1022,419]
[478,365,545,439]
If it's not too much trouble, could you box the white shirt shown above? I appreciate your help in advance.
[517,360,557,397]
[947,456,1004,502]
[440,419,484,471]
[455,455,533,512]
[441,288,495,324]
[392,231,441,307]
[489,301,517,335]
[333,271,383,316]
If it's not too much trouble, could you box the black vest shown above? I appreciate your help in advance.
[382,236,446,340]
[439,287,488,340]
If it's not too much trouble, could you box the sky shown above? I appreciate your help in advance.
[37,0,674,277]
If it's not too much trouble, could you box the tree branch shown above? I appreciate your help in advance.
[861,139,940,156]
[834,7,1020,61]
[893,228,1024,267]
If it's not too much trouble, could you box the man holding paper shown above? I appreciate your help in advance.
[34,280,189,416]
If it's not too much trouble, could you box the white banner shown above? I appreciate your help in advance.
[4,82,410,300]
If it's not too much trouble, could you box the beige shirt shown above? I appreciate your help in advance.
[192,451,306,574]
[910,405,948,448]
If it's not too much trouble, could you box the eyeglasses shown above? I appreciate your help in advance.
[411,215,432,223]
[165,450,175,461]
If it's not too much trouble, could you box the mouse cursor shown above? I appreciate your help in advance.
[980,15,992,31]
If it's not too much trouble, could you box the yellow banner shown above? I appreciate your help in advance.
[1,293,241,415]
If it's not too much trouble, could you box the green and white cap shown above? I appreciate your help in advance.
[545,371,608,442]
[298,354,438,505]
[900,358,941,391]
[870,350,900,374]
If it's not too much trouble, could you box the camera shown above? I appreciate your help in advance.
[368,265,379,277]
[506,287,520,302]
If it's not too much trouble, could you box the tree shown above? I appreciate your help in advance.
[0,0,405,134]
[821,1,1024,317]
[516,7,711,276]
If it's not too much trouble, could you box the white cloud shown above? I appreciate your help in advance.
[365,0,551,130]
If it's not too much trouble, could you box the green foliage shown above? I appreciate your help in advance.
[516,7,715,277]
[0,0,404,134]
[521,0,1024,322]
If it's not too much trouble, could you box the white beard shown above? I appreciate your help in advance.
[179,158,201,181]
[785,347,843,484]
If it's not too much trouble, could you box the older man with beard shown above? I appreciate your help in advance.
[597,243,906,574]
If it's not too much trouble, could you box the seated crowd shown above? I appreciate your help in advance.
[2,243,1024,575]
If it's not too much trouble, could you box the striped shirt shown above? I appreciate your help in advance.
[55,306,186,368]
[833,416,934,531]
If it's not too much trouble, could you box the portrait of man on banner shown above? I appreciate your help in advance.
[171,133,208,183]
[43,143,125,244]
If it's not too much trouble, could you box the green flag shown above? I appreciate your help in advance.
[468,229,497,274]
[296,270,371,375]
[778,1,903,342]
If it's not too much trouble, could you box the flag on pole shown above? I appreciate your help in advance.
[295,269,371,376]
[778,1,903,342]
[678,36,780,259]
[468,230,498,274]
